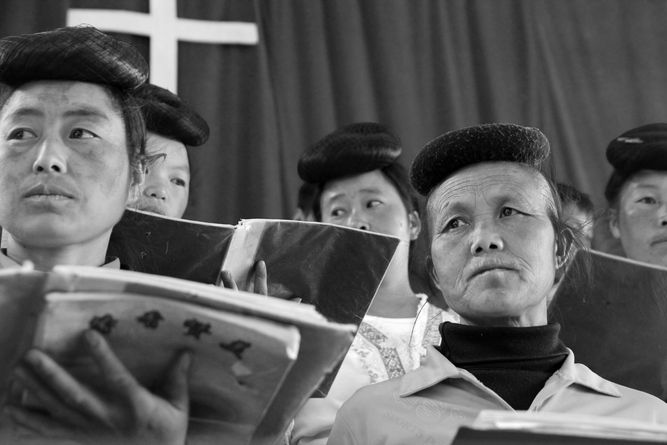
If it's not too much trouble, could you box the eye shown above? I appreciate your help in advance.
[330,208,346,218]
[8,128,37,140]
[500,207,519,217]
[171,177,187,187]
[442,217,465,233]
[367,199,383,208]
[69,128,97,139]
[637,196,657,205]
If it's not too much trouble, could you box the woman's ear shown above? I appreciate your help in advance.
[427,254,440,289]
[609,208,621,239]
[408,211,422,241]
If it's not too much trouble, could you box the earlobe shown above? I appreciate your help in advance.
[408,211,422,241]
[609,210,621,239]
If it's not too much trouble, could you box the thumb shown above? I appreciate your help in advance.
[161,351,191,413]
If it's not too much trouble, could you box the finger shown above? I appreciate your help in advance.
[82,330,140,397]
[7,376,26,405]
[13,361,92,427]
[218,270,238,291]
[160,351,191,413]
[253,260,268,296]
[4,404,73,438]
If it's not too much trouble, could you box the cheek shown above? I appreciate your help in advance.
[430,238,464,286]
[76,152,132,199]
[619,207,653,238]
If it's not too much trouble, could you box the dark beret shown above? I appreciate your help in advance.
[135,83,209,147]
[298,122,402,183]
[0,26,148,90]
[605,123,667,203]
[410,123,551,196]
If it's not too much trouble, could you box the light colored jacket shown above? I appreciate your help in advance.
[328,345,667,445]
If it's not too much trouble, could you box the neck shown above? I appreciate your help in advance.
[459,302,549,328]
[367,241,418,318]
[5,232,112,271]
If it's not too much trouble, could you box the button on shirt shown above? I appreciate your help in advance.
[328,345,667,445]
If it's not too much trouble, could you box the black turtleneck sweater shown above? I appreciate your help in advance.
[438,322,569,410]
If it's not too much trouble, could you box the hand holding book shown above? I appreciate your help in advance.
[8,330,190,445]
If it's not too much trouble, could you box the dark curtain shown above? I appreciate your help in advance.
[2,0,667,225]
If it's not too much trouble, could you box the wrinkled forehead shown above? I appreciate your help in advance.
[1,80,121,119]
[426,162,554,222]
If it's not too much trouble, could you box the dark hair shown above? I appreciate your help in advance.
[313,161,418,221]
[557,182,594,216]
[0,81,145,178]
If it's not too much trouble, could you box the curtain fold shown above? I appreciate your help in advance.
[2,0,667,224]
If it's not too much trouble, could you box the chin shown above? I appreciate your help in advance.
[10,220,111,249]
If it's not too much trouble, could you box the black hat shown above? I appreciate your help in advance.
[605,123,667,203]
[410,123,551,196]
[298,122,402,183]
[0,25,147,90]
[135,83,209,147]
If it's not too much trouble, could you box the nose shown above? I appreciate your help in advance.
[143,183,167,201]
[347,208,370,231]
[659,204,667,226]
[32,138,67,174]
[470,221,504,255]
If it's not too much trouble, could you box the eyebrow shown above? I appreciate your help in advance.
[6,106,111,121]
[171,164,191,176]
[5,107,44,119]
[323,187,383,203]
[62,106,111,121]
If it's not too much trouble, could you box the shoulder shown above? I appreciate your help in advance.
[568,362,667,421]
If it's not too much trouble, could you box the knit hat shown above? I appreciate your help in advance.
[135,83,209,147]
[0,25,147,90]
[604,123,667,203]
[410,123,551,196]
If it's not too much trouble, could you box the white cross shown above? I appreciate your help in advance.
[67,0,259,93]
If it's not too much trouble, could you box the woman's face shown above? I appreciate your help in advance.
[610,170,667,267]
[427,162,558,326]
[320,170,419,241]
[0,80,133,248]
[128,132,190,218]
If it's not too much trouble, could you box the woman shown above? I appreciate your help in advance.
[127,82,209,219]
[328,123,667,444]
[603,123,667,267]
[0,26,189,444]
[291,122,457,445]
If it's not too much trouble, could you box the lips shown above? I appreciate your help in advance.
[24,183,75,200]
[650,234,667,246]
[132,200,167,216]
[467,259,520,280]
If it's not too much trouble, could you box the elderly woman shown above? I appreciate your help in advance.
[291,122,456,445]
[604,123,667,267]
[0,27,189,444]
[328,123,667,444]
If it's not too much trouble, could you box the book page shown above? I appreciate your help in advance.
[108,209,235,284]
[551,249,667,398]
[32,291,300,443]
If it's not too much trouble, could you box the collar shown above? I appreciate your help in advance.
[0,251,121,270]
[399,345,621,399]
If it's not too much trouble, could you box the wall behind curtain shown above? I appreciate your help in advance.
[2,0,667,225]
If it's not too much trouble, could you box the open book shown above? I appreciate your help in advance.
[0,265,355,445]
[452,410,667,444]
[550,249,667,399]
[108,210,400,327]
